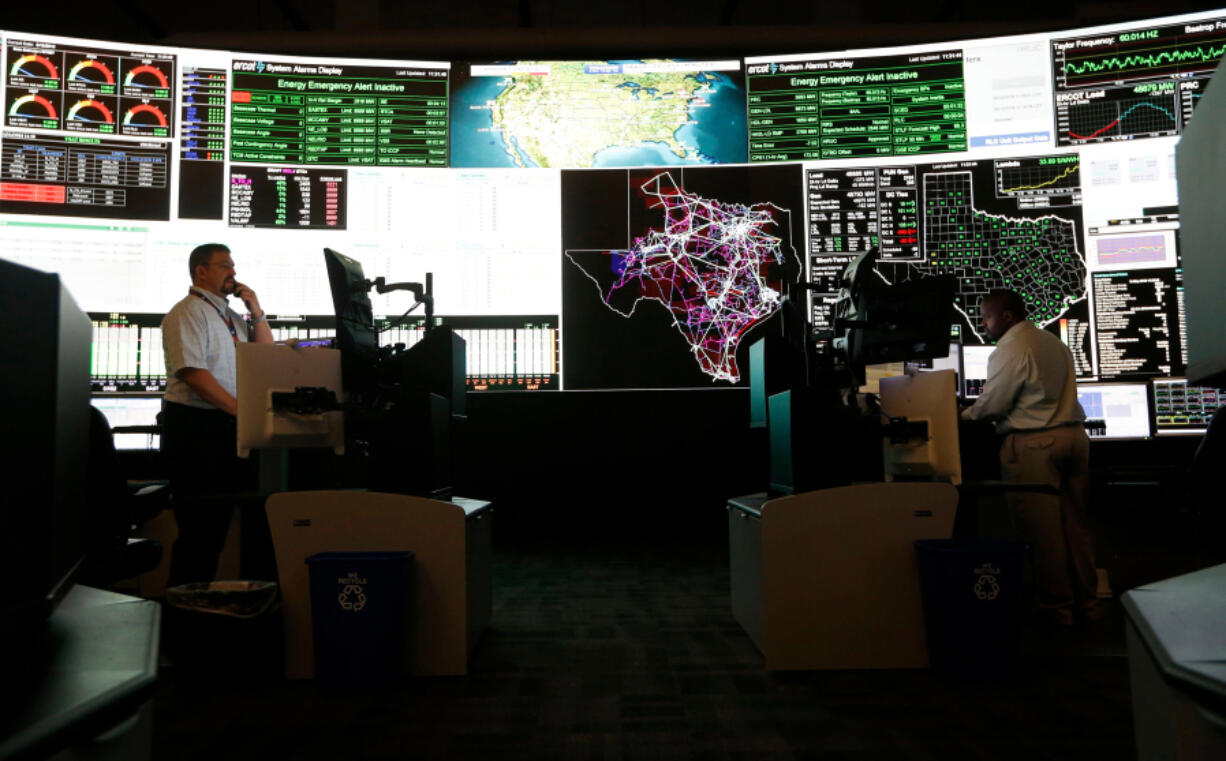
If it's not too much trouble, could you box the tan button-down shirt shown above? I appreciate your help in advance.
[960,320,1085,434]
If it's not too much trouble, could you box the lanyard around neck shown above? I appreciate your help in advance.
[191,290,240,343]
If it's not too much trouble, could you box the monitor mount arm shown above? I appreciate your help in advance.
[356,273,435,331]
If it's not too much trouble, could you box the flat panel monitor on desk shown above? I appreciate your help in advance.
[1,258,92,632]
[1152,378,1223,436]
[962,345,994,399]
[323,248,377,399]
[91,397,162,450]
[1077,383,1151,440]
[858,362,905,396]
[911,341,963,389]
[383,326,468,419]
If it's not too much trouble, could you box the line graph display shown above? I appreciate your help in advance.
[1058,87,1179,145]
[1056,34,1226,89]
[1052,15,1226,146]
[994,155,1080,205]
[1094,234,1170,267]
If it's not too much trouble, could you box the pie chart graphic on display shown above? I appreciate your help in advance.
[68,98,114,124]
[123,103,167,127]
[10,54,59,80]
[8,93,58,119]
[123,64,169,90]
[69,59,115,85]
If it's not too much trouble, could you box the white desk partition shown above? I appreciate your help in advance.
[729,482,958,670]
[265,490,492,678]
[236,343,344,458]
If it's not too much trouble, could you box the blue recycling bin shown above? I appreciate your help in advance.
[305,551,415,688]
[914,538,1027,679]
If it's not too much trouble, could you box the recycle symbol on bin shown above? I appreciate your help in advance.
[338,584,367,611]
[974,574,1000,601]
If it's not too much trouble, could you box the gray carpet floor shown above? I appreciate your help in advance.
[152,546,1136,760]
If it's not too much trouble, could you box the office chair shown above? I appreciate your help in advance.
[78,406,168,587]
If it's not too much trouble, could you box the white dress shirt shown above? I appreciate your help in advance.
[960,319,1085,434]
[161,286,249,409]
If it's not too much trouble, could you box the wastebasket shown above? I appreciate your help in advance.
[305,551,415,688]
[164,580,282,683]
[913,538,1027,679]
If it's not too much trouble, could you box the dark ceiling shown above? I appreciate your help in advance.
[4,0,1226,59]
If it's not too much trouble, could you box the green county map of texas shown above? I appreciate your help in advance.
[490,62,709,168]
[875,170,1087,343]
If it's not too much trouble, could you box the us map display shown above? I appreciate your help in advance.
[451,60,747,169]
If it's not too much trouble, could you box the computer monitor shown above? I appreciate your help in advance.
[382,325,468,418]
[843,274,956,372]
[91,396,162,450]
[323,248,378,397]
[912,340,963,388]
[962,345,994,399]
[858,362,906,395]
[236,343,345,458]
[1077,382,1151,440]
[1152,378,1223,436]
[1,258,92,632]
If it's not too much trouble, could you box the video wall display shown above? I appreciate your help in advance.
[449,59,746,168]
[560,164,803,389]
[1,9,1223,411]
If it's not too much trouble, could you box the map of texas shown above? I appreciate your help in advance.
[566,172,797,382]
[490,62,713,168]
[875,171,1086,343]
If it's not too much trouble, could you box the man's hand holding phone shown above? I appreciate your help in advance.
[230,280,263,319]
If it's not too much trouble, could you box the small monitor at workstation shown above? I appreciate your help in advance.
[1077,382,1152,440]
[91,396,162,450]
[323,247,378,398]
[1152,378,1223,436]
[909,340,963,386]
[962,345,994,399]
[858,362,906,395]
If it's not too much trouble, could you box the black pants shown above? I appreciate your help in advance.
[161,401,255,586]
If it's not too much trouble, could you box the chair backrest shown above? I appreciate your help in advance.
[87,406,133,546]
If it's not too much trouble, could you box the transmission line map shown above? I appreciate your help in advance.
[561,165,802,389]
[871,158,1087,344]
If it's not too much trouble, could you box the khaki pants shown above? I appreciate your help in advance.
[1000,424,1096,613]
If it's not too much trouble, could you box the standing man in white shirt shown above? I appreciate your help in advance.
[961,289,1099,626]
[161,243,274,585]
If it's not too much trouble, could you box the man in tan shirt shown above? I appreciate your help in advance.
[962,289,1100,625]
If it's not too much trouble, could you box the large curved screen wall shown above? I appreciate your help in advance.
[1,11,1221,435]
